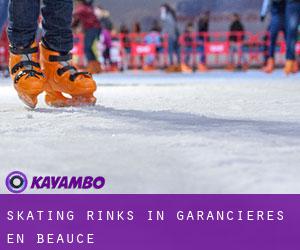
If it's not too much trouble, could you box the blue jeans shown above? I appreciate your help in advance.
[0,0,8,33]
[168,37,181,65]
[285,0,300,60]
[268,1,286,58]
[184,47,192,65]
[229,43,247,65]
[7,0,73,53]
[197,37,206,64]
[84,28,100,62]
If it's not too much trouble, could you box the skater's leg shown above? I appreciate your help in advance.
[181,47,192,73]
[197,37,208,72]
[7,0,44,108]
[262,28,270,65]
[229,44,237,66]
[41,0,73,53]
[168,37,174,65]
[200,46,206,64]
[184,47,189,65]
[198,37,205,64]
[175,40,181,65]
[285,1,300,61]
[263,2,285,73]
[85,27,101,74]
[268,4,285,59]
[0,0,8,34]
[240,43,248,70]
[284,0,300,74]
[40,0,97,107]
[84,28,98,62]
[7,0,40,48]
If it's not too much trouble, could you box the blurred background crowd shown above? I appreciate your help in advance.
[0,0,300,75]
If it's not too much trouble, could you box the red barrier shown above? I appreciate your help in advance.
[117,32,168,70]
[131,44,156,56]
[0,30,299,71]
[72,33,85,68]
[0,29,9,70]
[296,43,300,53]
[205,42,229,54]
[179,31,265,68]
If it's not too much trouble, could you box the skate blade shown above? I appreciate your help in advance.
[46,101,73,108]
[18,93,37,109]
[71,96,97,107]
[45,91,74,108]
[45,97,74,108]
[45,94,96,108]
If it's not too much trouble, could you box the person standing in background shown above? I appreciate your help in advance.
[99,27,112,70]
[197,11,210,72]
[160,3,181,72]
[144,22,162,71]
[132,22,142,44]
[94,5,113,31]
[284,0,300,74]
[73,0,102,74]
[261,0,286,73]
[119,24,131,70]
[227,13,248,71]
[181,22,194,73]
[131,22,143,69]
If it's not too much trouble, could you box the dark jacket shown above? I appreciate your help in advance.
[198,17,209,41]
[198,18,209,33]
[229,20,245,42]
[73,3,101,30]
[100,17,113,31]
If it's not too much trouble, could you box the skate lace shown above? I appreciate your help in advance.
[50,54,91,81]
[10,46,44,84]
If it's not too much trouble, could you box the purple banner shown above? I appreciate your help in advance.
[0,195,299,249]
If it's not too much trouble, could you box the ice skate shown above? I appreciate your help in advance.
[165,65,177,73]
[198,63,208,72]
[225,64,235,71]
[40,43,97,107]
[86,60,102,74]
[181,63,193,73]
[284,60,296,75]
[9,43,45,108]
[242,63,249,71]
[143,65,155,72]
[263,58,275,73]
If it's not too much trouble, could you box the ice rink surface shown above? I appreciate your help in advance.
[0,70,300,194]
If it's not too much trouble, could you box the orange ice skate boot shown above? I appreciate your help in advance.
[284,60,296,75]
[143,65,155,71]
[40,43,97,107]
[181,63,193,73]
[225,64,235,71]
[9,43,45,108]
[165,64,177,73]
[87,60,102,74]
[198,63,208,72]
[242,63,249,71]
[263,58,275,73]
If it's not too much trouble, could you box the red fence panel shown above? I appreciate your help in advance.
[1,30,299,71]
[0,29,9,69]
[72,33,85,68]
